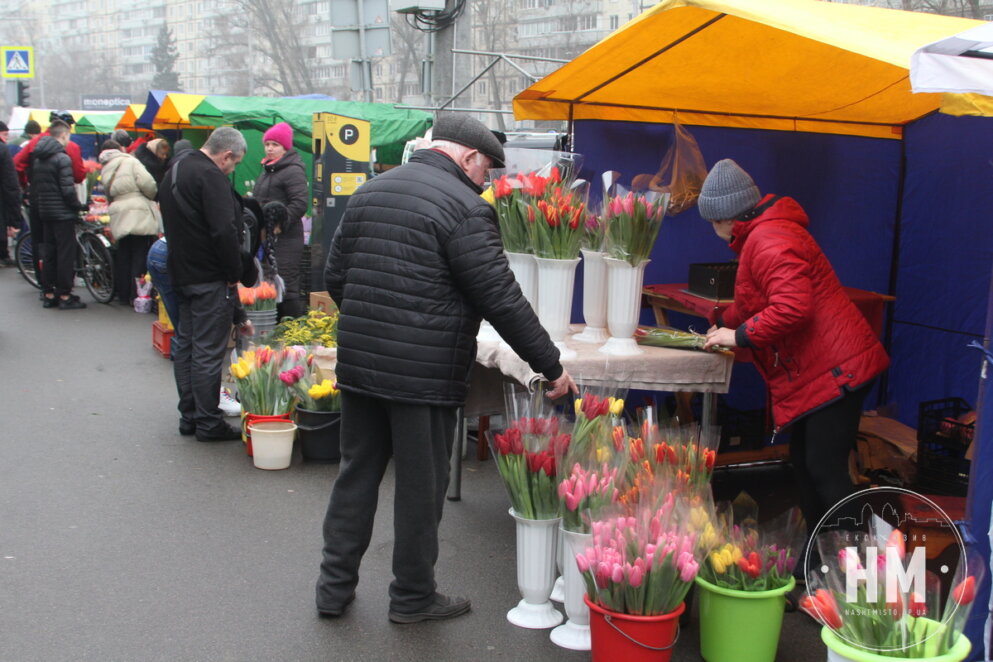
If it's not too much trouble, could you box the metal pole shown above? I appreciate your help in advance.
[357,0,372,103]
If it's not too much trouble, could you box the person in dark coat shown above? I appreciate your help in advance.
[134,138,169,185]
[315,114,577,624]
[700,159,889,537]
[0,126,23,266]
[251,122,309,319]
[159,127,251,442]
[28,123,87,309]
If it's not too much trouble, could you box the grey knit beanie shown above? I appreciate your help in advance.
[697,159,761,221]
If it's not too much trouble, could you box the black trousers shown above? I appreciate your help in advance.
[172,281,235,435]
[316,391,457,613]
[789,383,872,532]
[38,220,76,297]
[114,234,156,304]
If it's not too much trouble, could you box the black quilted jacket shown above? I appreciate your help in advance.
[324,149,562,407]
[28,137,83,223]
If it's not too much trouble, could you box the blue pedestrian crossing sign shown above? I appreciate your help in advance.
[1,47,34,78]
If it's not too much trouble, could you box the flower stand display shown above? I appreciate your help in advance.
[695,575,795,662]
[599,257,650,356]
[586,597,683,662]
[574,249,608,343]
[821,623,971,662]
[549,528,592,650]
[248,420,297,470]
[507,508,563,629]
[535,256,579,360]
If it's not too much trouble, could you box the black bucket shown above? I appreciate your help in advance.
[295,407,342,463]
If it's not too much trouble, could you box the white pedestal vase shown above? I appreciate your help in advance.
[505,251,538,310]
[573,249,608,344]
[550,528,592,650]
[550,530,565,603]
[507,508,564,629]
[599,257,651,357]
[534,257,580,361]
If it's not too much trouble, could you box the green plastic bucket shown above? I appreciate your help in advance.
[821,622,971,662]
[695,575,795,662]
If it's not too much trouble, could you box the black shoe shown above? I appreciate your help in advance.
[179,422,196,436]
[388,593,471,624]
[318,594,355,618]
[42,297,58,309]
[58,295,87,310]
[195,424,241,442]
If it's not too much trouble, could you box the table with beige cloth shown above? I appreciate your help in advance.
[448,325,734,500]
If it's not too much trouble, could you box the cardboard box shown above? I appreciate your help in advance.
[310,291,338,316]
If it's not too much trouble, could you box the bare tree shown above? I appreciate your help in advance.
[473,0,518,131]
[43,47,128,110]
[391,14,427,104]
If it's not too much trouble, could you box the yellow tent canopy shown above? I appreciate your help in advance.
[151,93,209,129]
[513,0,983,139]
[116,104,146,131]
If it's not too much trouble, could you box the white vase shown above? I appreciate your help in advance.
[550,530,564,603]
[574,249,608,344]
[507,508,564,629]
[599,257,650,357]
[550,528,592,650]
[535,256,580,361]
[505,251,538,310]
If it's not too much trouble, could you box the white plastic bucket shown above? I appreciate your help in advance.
[249,421,297,470]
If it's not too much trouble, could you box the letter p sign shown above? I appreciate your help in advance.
[340,124,359,145]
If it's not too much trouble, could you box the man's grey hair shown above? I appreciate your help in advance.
[203,126,247,157]
[428,139,485,165]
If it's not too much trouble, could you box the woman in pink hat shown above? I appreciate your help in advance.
[251,121,310,318]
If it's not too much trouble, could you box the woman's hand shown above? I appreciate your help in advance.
[703,326,737,351]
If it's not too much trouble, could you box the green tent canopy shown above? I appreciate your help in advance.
[188,96,431,165]
[75,112,125,135]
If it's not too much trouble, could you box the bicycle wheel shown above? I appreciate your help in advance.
[14,231,40,289]
[78,232,115,303]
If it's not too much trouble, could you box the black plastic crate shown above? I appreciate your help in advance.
[916,398,974,497]
[688,262,737,300]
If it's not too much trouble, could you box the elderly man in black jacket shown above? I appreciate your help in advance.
[159,127,248,442]
[316,114,577,624]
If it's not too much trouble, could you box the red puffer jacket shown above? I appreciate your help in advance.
[709,195,889,429]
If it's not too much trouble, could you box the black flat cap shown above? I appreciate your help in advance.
[432,114,505,168]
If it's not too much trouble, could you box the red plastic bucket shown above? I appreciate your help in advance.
[585,595,683,662]
[241,412,292,457]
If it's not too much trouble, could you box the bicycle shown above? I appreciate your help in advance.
[15,215,115,304]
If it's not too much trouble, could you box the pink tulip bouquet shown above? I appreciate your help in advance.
[279,360,341,412]
[577,486,712,616]
[602,188,670,266]
[803,520,984,657]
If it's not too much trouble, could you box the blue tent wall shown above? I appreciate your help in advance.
[891,113,993,421]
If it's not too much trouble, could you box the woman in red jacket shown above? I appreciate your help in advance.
[700,159,889,536]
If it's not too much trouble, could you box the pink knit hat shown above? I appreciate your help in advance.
[263,122,293,150]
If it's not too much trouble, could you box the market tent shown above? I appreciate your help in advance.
[152,93,210,129]
[134,90,171,130]
[911,21,993,95]
[514,0,977,139]
[188,95,431,164]
[116,104,146,131]
[75,112,124,135]
[516,4,993,653]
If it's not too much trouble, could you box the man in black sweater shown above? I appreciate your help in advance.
[159,127,247,441]
[316,114,577,624]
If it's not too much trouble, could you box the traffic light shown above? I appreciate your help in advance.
[16,81,30,106]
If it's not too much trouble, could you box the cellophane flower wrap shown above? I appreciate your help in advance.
[529,178,590,260]
[577,481,715,616]
[643,413,720,490]
[803,517,984,658]
[279,359,341,412]
[238,281,279,311]
[602,185,670,267]
[230,345,307,415]
[490,149,584,255]
[555,386,629,533]
[698,492,804,592]
[486,384,570,520]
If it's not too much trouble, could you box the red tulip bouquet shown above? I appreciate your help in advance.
[698,492,804,592]
[803,518,984,657]
[528,179,591,260]
[568,388,627,465]
[576,483,714,616]
[639,409,720,489]
[487,384,571,520]
[602,187,670,266]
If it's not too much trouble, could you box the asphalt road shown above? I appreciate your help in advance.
[0,268,823,661]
